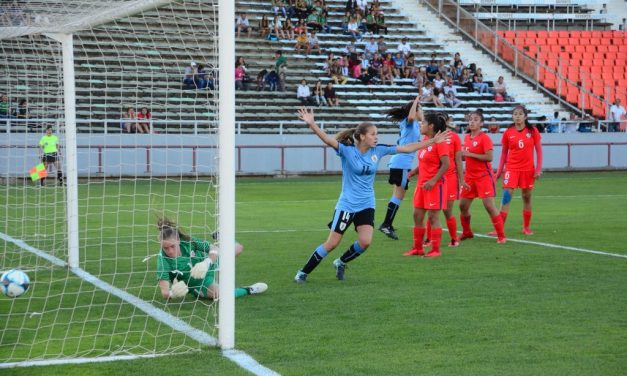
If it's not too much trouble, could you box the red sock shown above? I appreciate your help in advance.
[446,216,457,241]
[523,210,532,229]
[491,215,505,239]
[412,227,425,251]
[500,211,508,225]
[460,215,472,234]
[430,228,442,254]
[425,221,431,241]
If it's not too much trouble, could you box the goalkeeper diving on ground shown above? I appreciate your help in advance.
[155,217,267,300]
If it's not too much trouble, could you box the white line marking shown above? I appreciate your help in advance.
[0,232,281,376]
[0,354,171,369]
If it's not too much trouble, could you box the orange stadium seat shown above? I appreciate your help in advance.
[590,38,601,45]
[605,52,617,60]
[580,59,593,66]
[566,85,580,104]
[568,38,579,45]
[608,45,619,52]
[612,31,624,38]
[558,52,570,61]
[580,31,592,38]
[564,45,575,53]
[550,45,562,53]
[601,38,611,45]
[584,45,595,53]
[558,31,570,38]
[571,52,583,61]
[537,31,549,39]
[544,73,557,89]
[579,38,590,46]
[602,72,615,82]
[601,31,613,38]
[558,37,569,46]
[546,37,558,45]
[597,45,608,53]
[536,38,547,46]
[527,45,538,57]
[567,66,580,82]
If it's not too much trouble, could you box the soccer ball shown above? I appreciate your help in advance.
[1,269,30,298]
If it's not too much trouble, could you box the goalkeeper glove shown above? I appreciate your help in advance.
[190,258,212,279]
[169,279,189,299]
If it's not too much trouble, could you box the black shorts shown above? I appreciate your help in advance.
[388,168,411,190]
[327,208,375,235]
[42,153,58,163]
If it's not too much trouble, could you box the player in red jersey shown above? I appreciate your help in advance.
[404,113,450,258]
[492,105,543,235]
[423,115,463,247]
[458,111,506,243]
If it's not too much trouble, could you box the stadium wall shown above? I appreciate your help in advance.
[1,133,627,177]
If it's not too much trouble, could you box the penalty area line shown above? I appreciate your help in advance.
[0,232,280,376]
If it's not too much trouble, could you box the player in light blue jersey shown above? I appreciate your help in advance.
[379,96,422,240]
[294,108,449,283]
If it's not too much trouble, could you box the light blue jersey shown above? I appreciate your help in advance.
[388,118,420,169]
[336,143,397,212]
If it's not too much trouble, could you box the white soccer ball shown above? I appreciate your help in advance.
[1,269,30,298]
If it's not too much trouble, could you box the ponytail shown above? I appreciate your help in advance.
[157,216,190,242]
[335,122,376,146]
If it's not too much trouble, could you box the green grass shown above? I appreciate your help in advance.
[2,172,627,375]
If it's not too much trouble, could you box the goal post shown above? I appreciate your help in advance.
[0,0,237,366]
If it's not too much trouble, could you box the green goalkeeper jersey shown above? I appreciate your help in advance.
[156,237,215,288]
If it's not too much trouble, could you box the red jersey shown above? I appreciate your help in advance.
[444,132,461,178]
[463,132,493,180]
[501,126,541,171]
[417,138,449,185]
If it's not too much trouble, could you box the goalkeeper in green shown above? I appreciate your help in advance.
[156,217,267,300]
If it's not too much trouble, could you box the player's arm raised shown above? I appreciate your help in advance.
[298,107,339,150]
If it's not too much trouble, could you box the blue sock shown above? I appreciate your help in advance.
[340,241,366,263]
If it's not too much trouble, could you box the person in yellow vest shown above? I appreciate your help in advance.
[38,126,64,186]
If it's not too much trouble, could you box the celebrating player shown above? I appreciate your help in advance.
[404,112,450,258]
[458,111,506,243]
[492,105,543,235]
[155,217,267,300]
[378,96,422,240]
[423,115,463,248]
[294,108,450,283]
[38,125,64,186]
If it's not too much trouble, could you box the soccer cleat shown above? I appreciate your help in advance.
[460,232,474,241]
[333,258,346,280]
[425,250,441,258]
[423,239,432,247]
[496,237,507,244]
[378,225,399,240]
[486,230,497,236]
[522,228,534,235]
[246,282,268,295]
[448,240,460,247]
[294,270,307,284]
[403,248,424,256]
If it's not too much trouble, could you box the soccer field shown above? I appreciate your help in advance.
[3,171,627,375]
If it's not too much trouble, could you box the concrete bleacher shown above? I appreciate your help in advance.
[1,0,545,134]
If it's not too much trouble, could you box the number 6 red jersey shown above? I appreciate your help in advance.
[500,126,541,171]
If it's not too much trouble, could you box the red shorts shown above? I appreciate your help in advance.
[445,174,459,201]
[413,182,447,210]
[502,170,535,189]
[461,174,496,199]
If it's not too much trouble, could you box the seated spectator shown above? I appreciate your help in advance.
[487,117,500,133]
[294,31,308,53]
[425,57,439,81]
[317,9,330,33]
[392,52,404,78]
[377,35,388,55]
[396,37,411,57]
[563,113,579,133]
[344,39,357,55]
[433,88,445,108]
[313,80,327,106]
[122,106,136,133]
[297,79,313,105]
[182,62,196,89]
[265,69,279,91]
[324,82,339,106]
[345,0,357,13]
[0,94,9,118]
[195,63,210,89]
[306,9,322,32]
[259,15,271,38]
[364,36,378,59]
[272,0,287,18]
[547,111,561,133]
[294,0,309,19]
[535,115,547,133]
[270,16,284,40]
[472,68,489,94]
[323,52,335,75]
[13,98,29,127]
[293,18,307,36]
[450,52,464,80]
[356,0,368,14]
[282,17,294,40]
[330,58,348,85]
[420,81,434,102]
[493,76,509,101]
[381,53,395,85]
[256,68,269,91]
[365,9,377,33]
[307,31,321,55]
[443,79,461,108]
[341,11,351,33]
[459,68,473,91]
[368,52,383,80]
[433,72,445,90]
[136,107,151,134]
[413,67,427,90]
[235,13,251,38]
[374,11,387,34]
[338,55,349,77]
[346,15,362,40]
[235,63,247,90]
[404,53,416,79]
[438,60,451,79]
[607,99,625,132]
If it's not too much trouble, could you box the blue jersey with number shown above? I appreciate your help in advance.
[336,143,397,212]
[388,118,420,169]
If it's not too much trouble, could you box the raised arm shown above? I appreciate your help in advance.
[298,107,339,150]
[396,129,451,153]
[407,96,423,123]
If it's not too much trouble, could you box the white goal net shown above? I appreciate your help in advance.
[0,0,236,366]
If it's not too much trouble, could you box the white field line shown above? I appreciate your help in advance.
[0,232,280,376]
[237,228,627,259]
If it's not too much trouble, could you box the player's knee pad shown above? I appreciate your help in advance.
[501,190,512,206]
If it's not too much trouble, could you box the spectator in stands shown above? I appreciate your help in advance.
[265,69,278,91]
[307,30,322,55]
[324,52,335,75]
[294,0,309,19]
[381,53,395,85]
[356,0,368,14]
[195,63,210,89]
[607,99,625,132]
[364,36,378,59]
[318,8,330,33]
[563,113,579,133]
[536,115,547,133]
[259,15,271,38]
[404,53,416,79]
[493,76,509,101]
[283,17,294,40]
[307,9,322,32]
[345,39,358,55]
[122,106,136,133]
[297,79,313,105]
[472,68,489,94]
[620,18,626,31]
[425,56,439,81]
[369,52,383,81]
[278,71,287,92]
[413,67,427,91]
[374,11,387,34]
[272,0,287,18]
[275,50,287,73]
[183,62,196,90]
[345,0,358,13]
[547,111,561,133]
[443,79,461,108]
[235,63,247,90]
[255,68,268,91]
[437,60,451,80]
[450,52,464,80]
[349,53,362,78]
[433,88,445,108]
[0,94,9,119]
[377,36,388,55]
[397,37,411,57]
[294,31,308,53]
[433,72,445,90]
[13,98,29,127]
[313,80,327,106]
[346,15,362,40]
[420,81,434,102]
[324,82,339,106]
[136,107,151,134]
[236,13,251,38]
[487,117,499,133]
[330,58,349,85]
[392,52,405,79]
[365,9,377,33]
[459,68,473,91]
